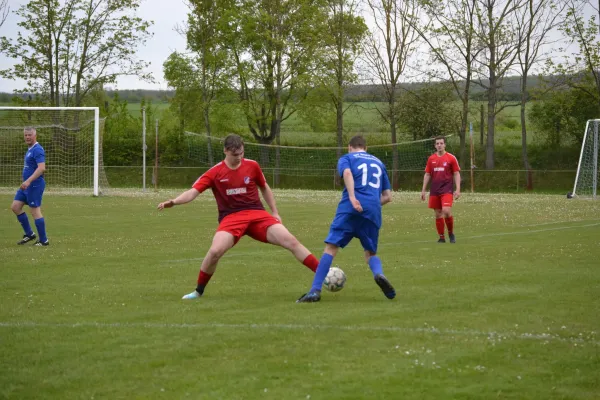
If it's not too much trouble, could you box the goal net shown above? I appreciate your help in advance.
[184,131,444,190]
[0,107,109,196]
[572,119,599,199]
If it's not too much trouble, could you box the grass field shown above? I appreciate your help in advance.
[1,190,599,399]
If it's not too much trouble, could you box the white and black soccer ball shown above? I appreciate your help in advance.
[323,267,346,292]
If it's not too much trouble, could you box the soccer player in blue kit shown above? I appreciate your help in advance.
[297,135,395,303]
[11,127,49,246]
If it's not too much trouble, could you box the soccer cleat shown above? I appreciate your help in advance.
[33,240,49,246]
[182,290,202,300]
[374,274,396,299]
[437,237,446,243]
[17,233,37,245]
[296,291,321,303]
[449,233,456,243]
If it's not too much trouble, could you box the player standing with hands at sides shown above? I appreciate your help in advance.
[11,127,49,246]
[297,135,395,303]
[157,134,320,300]
[421,136,461,243]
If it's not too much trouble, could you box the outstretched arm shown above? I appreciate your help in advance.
[259,183,281,221]
[343,168,362,212]
[157,188,200,210]
[421,173,431,201]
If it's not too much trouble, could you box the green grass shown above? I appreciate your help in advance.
[1,190,599,399]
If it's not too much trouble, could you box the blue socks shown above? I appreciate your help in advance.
[17,213,34,236]
[368,256,383,276]
[34,218,47,243]
[310,253,334,293]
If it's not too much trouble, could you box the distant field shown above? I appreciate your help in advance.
[1,190,599,399]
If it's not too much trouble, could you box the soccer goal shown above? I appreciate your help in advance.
[572,119,599,199]
[0,107,109,196]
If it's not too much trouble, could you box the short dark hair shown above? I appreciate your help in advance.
[224,134,244,151]
[434,136,446,143]
[348,135,367,149]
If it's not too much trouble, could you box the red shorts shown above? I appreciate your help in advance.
[217,209,281,244]
[428,193,454,209]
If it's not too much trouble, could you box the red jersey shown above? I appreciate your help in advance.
[193,158,267,221]
[425,152,460,195]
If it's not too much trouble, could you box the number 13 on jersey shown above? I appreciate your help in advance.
[357,163,382,188]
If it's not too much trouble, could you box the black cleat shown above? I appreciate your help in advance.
[437,237,446,243]
[449,233,456,243]
[296,291,321,303]
[33,240,49,247]
[17,233,37,245]
[374,274,396,299]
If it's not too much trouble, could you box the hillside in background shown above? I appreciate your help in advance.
[0,75,543,104]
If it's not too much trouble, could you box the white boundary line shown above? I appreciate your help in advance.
[0,321,597,345]
[165,221,600,264]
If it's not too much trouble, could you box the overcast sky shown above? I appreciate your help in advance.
[0,0,189,92]
[0,0,593,93]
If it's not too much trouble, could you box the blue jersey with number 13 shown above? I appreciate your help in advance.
[335,151,391,228]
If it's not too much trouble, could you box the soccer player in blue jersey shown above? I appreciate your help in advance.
[11,127,49,246]
[297,135,395,303]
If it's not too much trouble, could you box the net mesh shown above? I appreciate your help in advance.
[0,108,109,194]
[573,120,599,198]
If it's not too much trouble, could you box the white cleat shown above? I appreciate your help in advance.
[182,290,202,300]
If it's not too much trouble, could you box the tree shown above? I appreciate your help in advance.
[363,0,421,189]
[225,0,328,152]
[0,0,9,29]
[473,0,526,169]
[164,0,232,165]
[515,0,564,189]
[415,0,481,165]
[320,0,368,155]
[0,0,153,107]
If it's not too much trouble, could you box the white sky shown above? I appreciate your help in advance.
[0,0,595,93]
[0,0,189,92]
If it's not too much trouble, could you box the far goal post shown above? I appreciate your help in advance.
[572,119,599,199]
[0,107,109,196]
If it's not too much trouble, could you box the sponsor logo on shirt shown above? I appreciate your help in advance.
[434,167,445,172]
[244,176,250,184]
[226,187,247,195]
[443,162,447,166]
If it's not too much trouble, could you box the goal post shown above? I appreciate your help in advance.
[572,119,599,199]
[0,106,108,196]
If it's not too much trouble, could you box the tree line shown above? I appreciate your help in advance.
[1,0,599,191]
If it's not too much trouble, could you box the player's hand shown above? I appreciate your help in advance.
[454,190,461,200]
[420,191,426,201]
[20,181,30,190]
[157,200,174,210]
[272,213,282,223]
[350,197,363,212]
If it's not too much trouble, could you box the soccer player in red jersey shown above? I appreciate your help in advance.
[420,136,461,243]
[157,134,319,299]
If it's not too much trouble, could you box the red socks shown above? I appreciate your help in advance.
[444,216,454,234]
[197,270,213,286]
[436,218,445,237]
[303,254,319,272]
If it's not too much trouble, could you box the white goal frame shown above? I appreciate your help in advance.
[572,119,599,199]
[0,106,101,196]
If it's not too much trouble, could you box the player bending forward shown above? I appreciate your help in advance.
[297,135,395,303]
[421,136,461,243]
[158,134,319,299]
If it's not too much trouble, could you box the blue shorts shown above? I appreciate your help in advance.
[324,213,380,253]
[14,180,45,208]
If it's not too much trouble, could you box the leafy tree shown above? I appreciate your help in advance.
[0,0,153,106]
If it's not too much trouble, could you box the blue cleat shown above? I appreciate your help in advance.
[374,274,396,299]
[449,233,456,243]
[296,291,321,303]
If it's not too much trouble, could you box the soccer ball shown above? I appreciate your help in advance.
[323,267,346,292]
